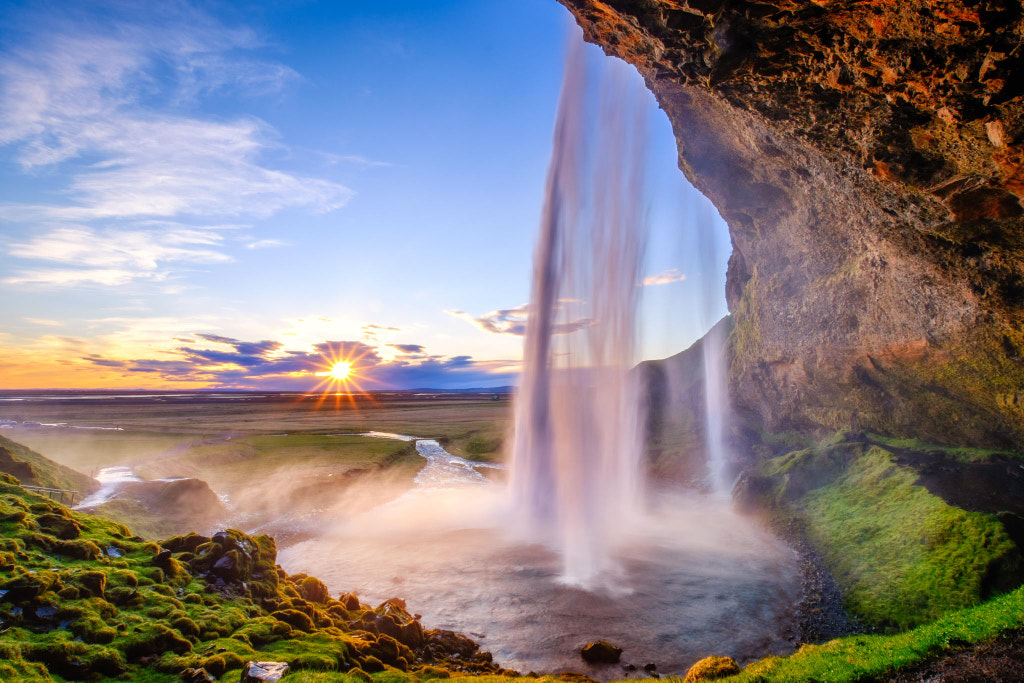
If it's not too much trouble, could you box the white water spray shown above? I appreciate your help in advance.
[509,38,649,586]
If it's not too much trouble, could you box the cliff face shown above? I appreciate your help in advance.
[560,0,1024,447]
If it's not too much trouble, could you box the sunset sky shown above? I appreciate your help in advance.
[0,0,730,390]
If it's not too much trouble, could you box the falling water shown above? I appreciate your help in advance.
[702,321,731,494]
[693,200,732,496]
[509,39,649,586]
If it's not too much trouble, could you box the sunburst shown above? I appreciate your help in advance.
[310,347,372,410]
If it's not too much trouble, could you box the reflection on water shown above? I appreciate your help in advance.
[279,483,799,678]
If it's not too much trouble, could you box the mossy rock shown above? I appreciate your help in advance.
[271,608,315,632]
[684,655,741,681]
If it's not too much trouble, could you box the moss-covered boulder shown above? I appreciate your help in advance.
[684,655,741,681]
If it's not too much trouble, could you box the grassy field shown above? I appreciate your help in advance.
[3,393,511,475]
[0,393,512,539]
[0,393,511,440]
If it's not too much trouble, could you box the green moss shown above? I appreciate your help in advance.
[719,585,1024,682]
[799,446,1019,629]
[749,433,1023,632]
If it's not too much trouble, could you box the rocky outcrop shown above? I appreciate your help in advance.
[559,0,1024,448]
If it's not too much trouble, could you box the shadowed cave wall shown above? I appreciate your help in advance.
[561,0,1024,448]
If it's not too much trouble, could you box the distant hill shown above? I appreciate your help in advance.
[0,434,98,495]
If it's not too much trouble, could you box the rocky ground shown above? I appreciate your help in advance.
[883,629,1024,682]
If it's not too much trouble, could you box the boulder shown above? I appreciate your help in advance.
[240,661,290,682]
[580,641,622,665]
[683,656,741,682]
[179,668,215,683]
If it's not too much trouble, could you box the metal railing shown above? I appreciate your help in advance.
[21,486,80,506]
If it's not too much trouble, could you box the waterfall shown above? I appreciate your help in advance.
[702,320,731,495]
[509,36,649,586]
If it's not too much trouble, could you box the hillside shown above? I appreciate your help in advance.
[0,434,97,497]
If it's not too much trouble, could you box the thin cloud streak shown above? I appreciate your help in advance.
[446,304,590,337]
[641,268,687,286]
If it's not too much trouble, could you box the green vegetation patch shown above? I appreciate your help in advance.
[720,585,1024,682]
[0,473,508,682]
[799,446,1019,629]
[744,434,1022,631]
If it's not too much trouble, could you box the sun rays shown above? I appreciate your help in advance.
[311,348,372,410]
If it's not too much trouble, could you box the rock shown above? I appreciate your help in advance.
[211,552,239,581]
[179,668,215,683]
[240,661,290,682]
[623,663,637,672]
[683,655,741,682]
[644,663,657,672]
[36,513,81,540]
[581,640,623,664]
[105,546,123,558]
[560,0,1024,452]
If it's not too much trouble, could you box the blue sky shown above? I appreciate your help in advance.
[0,0,730,390]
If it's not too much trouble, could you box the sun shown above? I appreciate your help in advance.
[328,361,352,381]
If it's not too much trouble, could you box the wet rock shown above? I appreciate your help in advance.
[240,661,290,682]
[644,663,657,672]
[683,655,740,682]
[162,533,211,554]
[36,513,81,540]
[581,640,623,664]
[179,668,215,683]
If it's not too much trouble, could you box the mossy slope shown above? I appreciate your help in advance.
[740,433,1023,631]
[0,473,509,682]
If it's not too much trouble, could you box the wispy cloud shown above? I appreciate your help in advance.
[4,225,232,286]
[446,304,590,337]
[23,318,64,327]
[641,268,687,286]
[0,5,350,287]
[320,152,394,168]
[246,239,289,249]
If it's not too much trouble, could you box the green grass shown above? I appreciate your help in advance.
[137,434,420,489]
[752,434,1023,631]
[864,431,1021,462]
[718,586,1024,682]
[797,446,1019,629]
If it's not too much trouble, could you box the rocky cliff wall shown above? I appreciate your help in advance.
[560,0,1024,448]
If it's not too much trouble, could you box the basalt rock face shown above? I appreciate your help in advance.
[559,0,1024,448]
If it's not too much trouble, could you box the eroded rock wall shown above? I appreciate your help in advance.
[560,0,1024,447]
